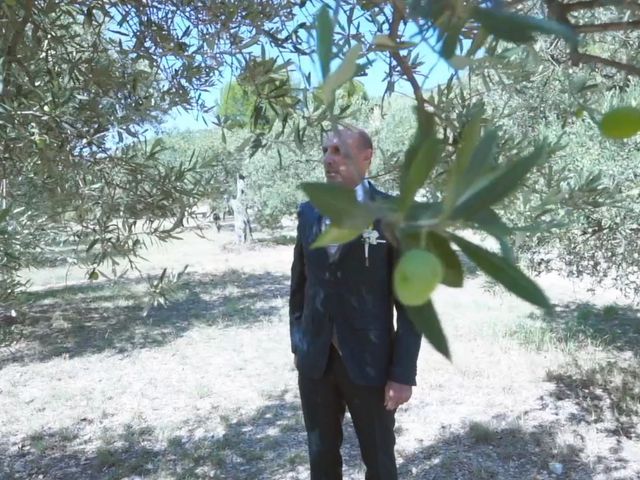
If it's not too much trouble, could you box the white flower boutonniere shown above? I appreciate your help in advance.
[362,226,386,267]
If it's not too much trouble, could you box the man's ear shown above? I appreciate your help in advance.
[364,149,373,168]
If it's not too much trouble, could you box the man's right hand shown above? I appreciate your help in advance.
[384,381,412,410]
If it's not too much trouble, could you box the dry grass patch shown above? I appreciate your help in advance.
[1,268,288,367]
[547,355,640,439]
[1,230,640,479]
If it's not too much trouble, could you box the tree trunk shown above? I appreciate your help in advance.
[230,174,253,244]
[1,179,6,210]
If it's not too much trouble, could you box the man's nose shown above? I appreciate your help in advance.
[323,153,334,167]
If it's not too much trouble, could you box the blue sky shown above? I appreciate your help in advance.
[161,51,455,132]
[160,11,459,132]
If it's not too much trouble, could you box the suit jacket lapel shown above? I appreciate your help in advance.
[305,203,332,264]
[309,204,322,239]
[366,181,384,202]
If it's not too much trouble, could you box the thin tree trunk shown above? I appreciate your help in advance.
[1,179,6,210]
[231,174,253,244]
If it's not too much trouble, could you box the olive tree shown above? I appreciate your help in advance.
[3,0,640,355]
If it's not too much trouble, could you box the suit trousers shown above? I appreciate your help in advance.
[298,346,397,480]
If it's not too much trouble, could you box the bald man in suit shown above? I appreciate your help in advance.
[289,127,422,479]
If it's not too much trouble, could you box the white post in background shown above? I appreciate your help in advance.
[1,179,6,210]
[230,174,254,244]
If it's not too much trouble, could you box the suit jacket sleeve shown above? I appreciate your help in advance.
[289,205,306,355]
[388,246,422,386]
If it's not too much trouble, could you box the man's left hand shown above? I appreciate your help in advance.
[384,381,412,411]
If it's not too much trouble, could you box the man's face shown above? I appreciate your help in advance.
[322,129,371,189]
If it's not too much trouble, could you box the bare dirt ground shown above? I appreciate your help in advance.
[1,224,639,479]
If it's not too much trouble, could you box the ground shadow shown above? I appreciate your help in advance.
[536,302,640,355]
[397,417,617,479]
[4,405,631,480]
[0,394,322,480]
[30,242,93,269]
[28,221,233,269]
[531,302,640,439]
[0,269,289,369]
[458,251,481,278]
[546,359,640,440]
[255,233,297,247]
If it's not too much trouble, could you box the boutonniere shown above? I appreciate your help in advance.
[362,225,386,267]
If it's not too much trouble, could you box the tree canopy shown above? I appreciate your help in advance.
[3,0,640,355]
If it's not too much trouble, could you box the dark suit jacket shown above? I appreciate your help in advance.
[289,183,422,387]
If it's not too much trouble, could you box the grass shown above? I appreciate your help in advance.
[28,433,49,454]
[468,420,499,444]
[1,228,639,479]
[286,451,307,467]
[397,420,590,479]
[1,268,289,367]
[255,233,297,246]
[505,318,565,352]
[500,299,640,440]
[503,299,640,441]
[502,301,640,355]
[0,323,24,349]
[546,357,640,439]
[98,397,303,479]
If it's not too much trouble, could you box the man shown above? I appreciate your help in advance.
[289,126,422,479]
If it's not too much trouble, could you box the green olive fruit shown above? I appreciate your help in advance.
[600,106,640,139]
[35,136,47,149]
[393,249,444,306]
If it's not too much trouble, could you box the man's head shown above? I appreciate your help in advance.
[322,127,373,189]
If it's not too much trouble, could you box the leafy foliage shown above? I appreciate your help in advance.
[218,82,257,129]
[0,0,300,295]
[4,0,640,355]
[448,35,640,297]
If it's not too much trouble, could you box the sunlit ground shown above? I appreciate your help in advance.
[1,224,639,479]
